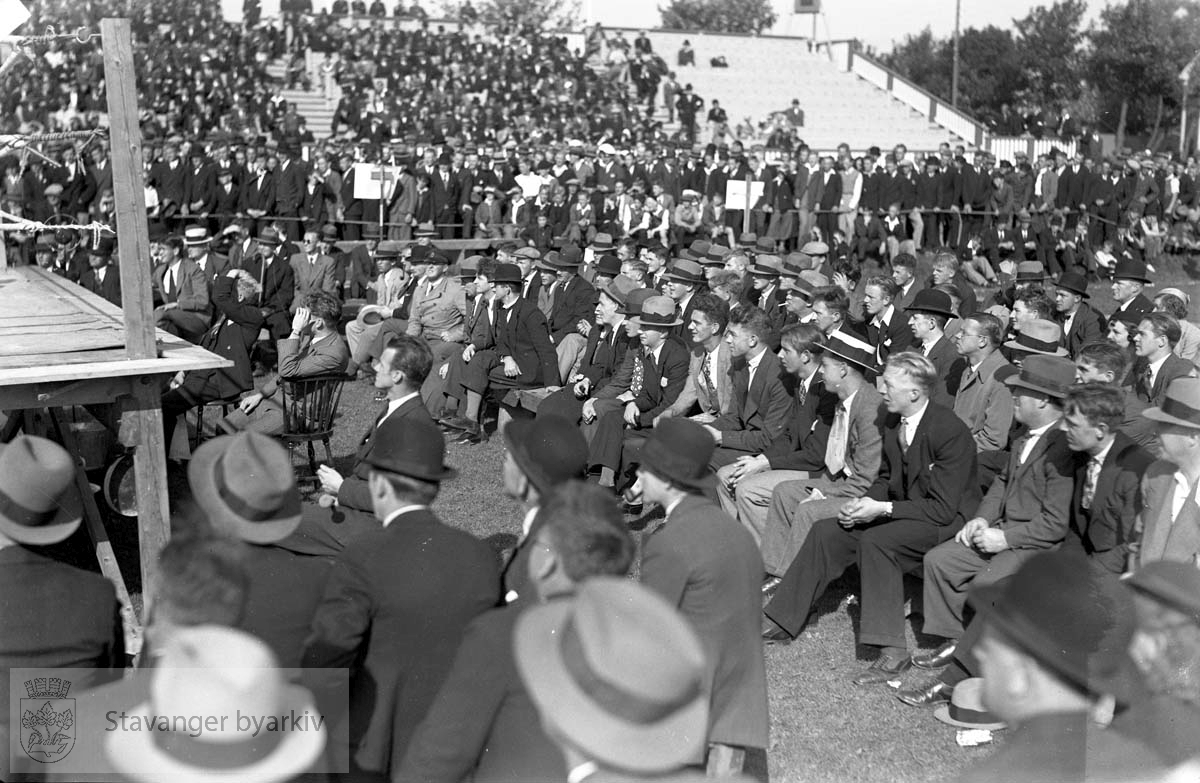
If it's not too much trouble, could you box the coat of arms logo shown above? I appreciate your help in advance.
[19,678,75,762]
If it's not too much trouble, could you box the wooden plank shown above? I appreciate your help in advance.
[102,17,169,600]
[49,409,142,659]
[0,376,134,411]
[0,345,228,386]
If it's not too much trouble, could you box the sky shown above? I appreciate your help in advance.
[584,0,1104,53]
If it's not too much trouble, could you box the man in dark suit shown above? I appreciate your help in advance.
[429,153,461,240]
[396,481,631,783]
[79,239,121,306]
[149,140,187,227]
[660,259,706,342]
[247,227,296,341]
[639,419,769,773]
[212,168,241,231]
[240,152,276,233]
[161,269,265,450]
[1054,271,1106,358]
[1109,259,1155,321]
[443,263,559,445]
[542,247,599,383]
[763,352,981,687]
[816,156,842,244]
[281,335,435,557]
[1125,311,1196,447]
[917,356,1076,669]
[274,151,308,240]
[862,275,914,365]
[183,149,217,227]
[183,225,230,288]
[704,305,794,469]
[891,253,923,311]
[303,415,499,779]
[0,435,125,782]
[188,431,333,670]
[905,289,963,406]
[538,274,636,424]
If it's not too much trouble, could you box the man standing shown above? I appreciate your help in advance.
[762,353,981,687]
[917,355,1076,675]
[288,227,337,311]
[304,415,498,778]
[274,150,308,241]
[1054,270,1106,358]
[638,419,768,775]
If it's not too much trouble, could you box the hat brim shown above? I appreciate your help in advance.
[105,685,325,783]
[823,345,876,374]
[503,420,556,494]
[629,315,683,328]
[1003,376,1069,399]
[183,237,212,245]
[1002,339,1069,358]
[661,274,703,286]
[0,480,82,546]
[932,705,1007,731]
[513,600,708,774]
[189,438,303,545]
[1141,405,1200,430]
[905,306,958,320]
[355,305,390,328]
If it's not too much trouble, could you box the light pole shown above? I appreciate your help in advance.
[951,0,961,108]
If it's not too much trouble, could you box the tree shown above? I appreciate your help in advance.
[471,0,580,30]
[659,0,777,35]
[1013,0,1087,113]
[880,27,950,103]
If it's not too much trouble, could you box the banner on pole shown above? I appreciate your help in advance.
[353,163,401,201]
[794,0,820,13]
[725,180,763,209]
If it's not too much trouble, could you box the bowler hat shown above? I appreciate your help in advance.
[594,254,622,278]
[0,435,82,545]
[823,332,877,374]
[491,262,523,286]
[905,289,957,320]
[362,416,456,481]
[514,577,708,774]
[971,548,1137,700]
[1003,354,1076,399]
[1125,560,1200,624]
[629,295,683,328]
[503,416,588,495]
[661,259,705,285]
[932,679,1006,730]
[189,432,303,544]
[1142,377,1200,431]
[1055,271,1090,298]
[1113,259,1151,284]
[640,419,715,491]
[1004,319,1068,357]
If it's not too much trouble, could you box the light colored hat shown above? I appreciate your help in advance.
[629,295,683,328]
[183,225,212,245]
[188,432,302,544]
[933,679,1007,730]
[0,435,82,545]
[1143,377,1200,431]
[105,625,325,782]
[1004,319,1068,357]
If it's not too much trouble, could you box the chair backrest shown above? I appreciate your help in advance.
[279,373,350,439]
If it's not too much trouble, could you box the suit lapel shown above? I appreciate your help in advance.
[904,410,932,487]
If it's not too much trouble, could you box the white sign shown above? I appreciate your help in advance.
[725,180,764,209]
[352,162,402,201]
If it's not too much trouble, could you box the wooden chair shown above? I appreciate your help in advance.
[192,396,241,451]
[279,372,350,480]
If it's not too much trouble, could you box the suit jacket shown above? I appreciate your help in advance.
[192,251,231,287]
[463,295,496,350]
[793,384,886,497]
[260,332,351,399]
[1132,352,1193,406]
[641,495,768,750]
[406,276,467,341]
[153,258,210,313]
[237,543,334,669]
[494,298,559,386]
[1111,293,1154,322]
[394,603,564,783]
[920,335,964,407]
[79,263,122,306]
[183,162,217,213]
[865,307,914,364]
[241,169,277,214]
[1138,459,1200,566]
[598,339,690,426]
[866,401,981,529]
[953,350,1016,453]
[578,321,633,387]
[289,252,337,310]
[181,275,265,401]
[709,350,794,453]
[1070,433,1153,574]
[1060,302,1106,358]
[670,341,734,417]
[975,427,1075,549]
[274,157,308,215]
[546,275,599,344]
[817,170,842,211]
[303,508,500,774]
[763,375,838,471]
[894,278,924,312]
[338,395,434,512]
[256,254,296,319]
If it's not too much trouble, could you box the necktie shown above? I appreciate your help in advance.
[825,404,848,475]
[165,267,175,299]
[898,418,910,454]
[1144,365,1155,397]
[631,354,645,396]
[698,350,715,407]
[1082,456,1101,510]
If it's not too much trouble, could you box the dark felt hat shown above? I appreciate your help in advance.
[640,419,716,491]
[905,289,956,320]
[362,416,456,482]
[1055,270,1090,298]
[503,416,588,494]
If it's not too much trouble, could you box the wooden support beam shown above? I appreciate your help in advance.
[101,17,169,600]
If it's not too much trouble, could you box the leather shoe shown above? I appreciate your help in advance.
[440,415,476,433]
[851,654,911,686]
[761,617,792,645]
[450,426,484,445]
[896,679,954,707]
[911,641,957,671]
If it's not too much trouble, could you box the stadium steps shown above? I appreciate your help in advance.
[266,62,337,141]
[568,29,965,152]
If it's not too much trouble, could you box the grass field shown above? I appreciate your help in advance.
[65,251,1200,783]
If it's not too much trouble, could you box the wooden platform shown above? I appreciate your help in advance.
[0,266,228,406]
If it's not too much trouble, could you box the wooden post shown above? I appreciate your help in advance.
[102,17,169,597]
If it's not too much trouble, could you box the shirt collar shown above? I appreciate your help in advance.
[381,505,426,528]
[1026,419,1058,441]
[841,388,859,412]
[746,347,766,372]
[521,505,539,537]
[663,495,686,519]
[904,400,930,431]
[1149,353,1170,378]
[1091,437,1116,466]
[385,390,420,419]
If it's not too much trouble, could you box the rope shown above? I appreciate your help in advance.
[0,26,101,46]
[0,209,111,247]
[0,128,108,144]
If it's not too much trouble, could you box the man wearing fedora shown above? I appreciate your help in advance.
[184,224,230,287]
[1109,259,1155,320]
[304,415,499,778]
[661,258,706,340]
[956,550,1164,782]
[1004,318,1069,366]
[288,226,337,312]
[912,355,1077,690]
[1055,270,1107,358]
[403,249,467,415]
[498,416,589,605]
[906,288,963,407]
[515,578,746,783]
[584,295,690,489]
[152,233,212,344]
[738,331,884,583]
[1114,561,1200,766]
[79,236,122,306]
[538,275,638,424]
[540,246,599,382]
[398,481,632,783]
[764,353,981,682]
[246,226,297,342]
[0,436,125,780]
[637,419,768,775]
[1136,377,1200,565]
